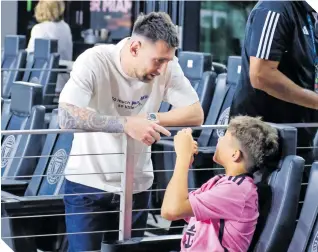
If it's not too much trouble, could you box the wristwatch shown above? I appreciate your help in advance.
[147,112,158,122]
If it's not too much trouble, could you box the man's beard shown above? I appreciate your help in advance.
[139,74,155,83]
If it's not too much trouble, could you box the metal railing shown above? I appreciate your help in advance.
[0,123,317,244]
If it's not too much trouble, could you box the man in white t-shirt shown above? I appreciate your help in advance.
[58,12,203,251]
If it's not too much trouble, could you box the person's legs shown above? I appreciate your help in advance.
[131,190,151,238]
[101,189,151,241]
[63,179,118,252]
[64,180,151,250]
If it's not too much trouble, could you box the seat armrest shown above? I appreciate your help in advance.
[155,140,174,148]
[1,191,19,201]
[198,146,216,154]
[101,234,182,252]
[2,194,65,214]
[1,179,29,196]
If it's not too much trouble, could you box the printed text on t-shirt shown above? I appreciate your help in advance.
[112,95,149,110]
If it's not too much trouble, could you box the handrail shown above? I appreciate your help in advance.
[1,123,317,136]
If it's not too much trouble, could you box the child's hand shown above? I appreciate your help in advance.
[174,128,198,163]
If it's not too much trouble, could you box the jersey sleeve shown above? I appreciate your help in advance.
[188,181,247,221]
[163,57,199,108]
[59,49,100,108]
[248,8,292,61]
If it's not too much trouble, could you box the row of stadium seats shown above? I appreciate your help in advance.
[1,35,65,111]
[1,37,317,252]
[2,97,317,251]
[0,50,237,251]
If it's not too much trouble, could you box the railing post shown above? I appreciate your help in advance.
[119,136,134,241]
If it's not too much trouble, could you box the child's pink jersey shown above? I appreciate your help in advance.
[181,174,259,252]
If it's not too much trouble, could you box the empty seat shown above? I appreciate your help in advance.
[1,35,27,98]
[178,51,217,120]
[287,162,318,252]
[1,82,45,179]
[158,52,215,115]
[100,125,304,252]
[22,38,60,106]
[1,109,73,252]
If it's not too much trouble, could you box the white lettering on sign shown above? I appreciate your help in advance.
[90,0,132,13]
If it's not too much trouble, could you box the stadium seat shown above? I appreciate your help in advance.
[22,38,60,107]
[1,82,45,180]
[158,51,215,115]
[152,56,241,208]
[1,35,27,99]
[178,51,216,120]
[150,52,218,203]
[1,98,12,130]
[287,162,318,252]
[1,109,73,252]
[248,125,304,252]
[101,124,304,252]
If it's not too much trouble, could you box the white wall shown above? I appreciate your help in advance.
[1,0,18,46]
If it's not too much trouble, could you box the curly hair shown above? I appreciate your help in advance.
[132,12,179,48]
[35,0,65,23]
[228,116,279,173]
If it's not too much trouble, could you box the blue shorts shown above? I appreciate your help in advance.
[63,179,151,252]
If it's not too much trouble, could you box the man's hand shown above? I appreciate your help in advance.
[174,128,198,164]
[124,116,171,146]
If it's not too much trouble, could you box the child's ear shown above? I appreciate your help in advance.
[232,149,242,163]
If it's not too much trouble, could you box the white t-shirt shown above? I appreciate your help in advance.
[27,20,73,92]
[59,38,199,193]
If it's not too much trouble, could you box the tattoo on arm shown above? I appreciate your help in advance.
[58,103,126,133]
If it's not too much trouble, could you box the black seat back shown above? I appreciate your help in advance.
[250,125,304,252]
[1,82,45,179]
[25,109,73,197]
[1,35,27,98]
[287,162,318,252]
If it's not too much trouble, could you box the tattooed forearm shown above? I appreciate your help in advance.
[58,103,126,133]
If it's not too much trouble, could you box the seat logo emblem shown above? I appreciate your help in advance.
[217,107,230,137]
[1,135,16,169]
[30,76,39,84]
[313,230,318,252]
[47,149,68,185]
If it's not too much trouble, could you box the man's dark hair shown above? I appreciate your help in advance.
[132,12,179,48]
